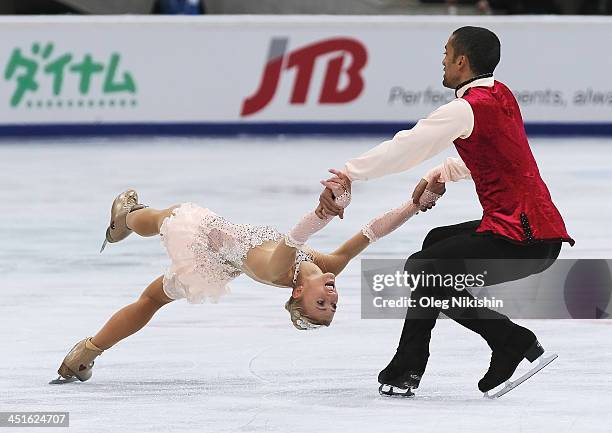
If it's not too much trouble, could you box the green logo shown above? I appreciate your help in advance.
[3,42,137,109]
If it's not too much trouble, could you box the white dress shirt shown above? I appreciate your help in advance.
[344,77,495,183]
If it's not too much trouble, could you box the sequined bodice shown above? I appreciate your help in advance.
[161,203,317,299]
[292,249,314,286]
[190,211,283,283]
[160,202,326,304]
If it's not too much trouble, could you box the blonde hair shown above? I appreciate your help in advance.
[284,296,331,331]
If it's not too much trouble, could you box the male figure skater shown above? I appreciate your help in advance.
[317,26,574,397]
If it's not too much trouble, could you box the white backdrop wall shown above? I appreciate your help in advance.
[0,16,610,136]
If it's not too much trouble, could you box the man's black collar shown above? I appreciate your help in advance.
[455,73,494,97]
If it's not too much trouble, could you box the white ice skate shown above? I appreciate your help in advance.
[378,384,415,398]
[483,352,558,399]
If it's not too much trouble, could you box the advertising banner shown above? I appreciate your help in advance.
[1,16,611,136]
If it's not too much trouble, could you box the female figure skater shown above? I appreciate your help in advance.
[52,170,441,384]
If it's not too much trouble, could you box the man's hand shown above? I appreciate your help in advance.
[412,172,446,212]
[315,169,351,219]
[316,188,342,219]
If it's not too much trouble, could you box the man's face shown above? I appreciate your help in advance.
[442,35,463,89]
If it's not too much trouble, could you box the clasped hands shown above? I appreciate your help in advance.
[315,168,446,220]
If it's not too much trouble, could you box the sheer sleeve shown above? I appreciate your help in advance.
[361,190,441,243]
[285,191,351,248]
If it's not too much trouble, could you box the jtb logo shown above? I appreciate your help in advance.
[241,37,367,117]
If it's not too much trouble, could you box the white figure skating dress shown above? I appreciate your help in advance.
[159,203,297,303]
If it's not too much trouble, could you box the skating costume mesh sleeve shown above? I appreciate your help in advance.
[361,190,441,243]
[285,190,351,248]
[424,157,472,183]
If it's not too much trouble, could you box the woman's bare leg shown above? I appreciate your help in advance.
[126,206,179,237]
[90,275,173,350]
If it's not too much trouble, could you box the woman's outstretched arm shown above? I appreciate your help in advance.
[261,171,351,282]
[317,190,441,276]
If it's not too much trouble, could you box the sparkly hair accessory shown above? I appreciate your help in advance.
[295,318,322,331]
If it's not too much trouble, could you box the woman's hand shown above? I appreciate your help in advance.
[316,169,352,219]
[412,171,446,212]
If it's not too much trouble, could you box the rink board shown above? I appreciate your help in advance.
[1,16,611,136]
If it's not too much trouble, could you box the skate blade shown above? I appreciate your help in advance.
[49,376,79,385]
[483,353,558,399]
[379,384,415,398]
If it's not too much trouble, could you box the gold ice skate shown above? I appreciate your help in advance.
[100,189,147,252]
[50,338,103,384]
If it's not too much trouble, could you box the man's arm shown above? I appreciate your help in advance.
[344,98,474,181]
[425,157,472,183]
[411,157,471,209]
[317,99,473,218]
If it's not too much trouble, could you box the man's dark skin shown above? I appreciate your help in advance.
[316,32,482,219]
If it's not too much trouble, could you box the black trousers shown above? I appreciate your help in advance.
[396,220,562,373]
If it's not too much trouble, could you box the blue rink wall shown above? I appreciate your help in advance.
[1,16,612,138]
[1,122,612,138]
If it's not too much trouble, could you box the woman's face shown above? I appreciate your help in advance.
[297,272,338,325]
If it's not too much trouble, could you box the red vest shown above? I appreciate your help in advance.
[455,81,574,245]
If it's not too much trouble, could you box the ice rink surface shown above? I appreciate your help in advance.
[1,136,611,433]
